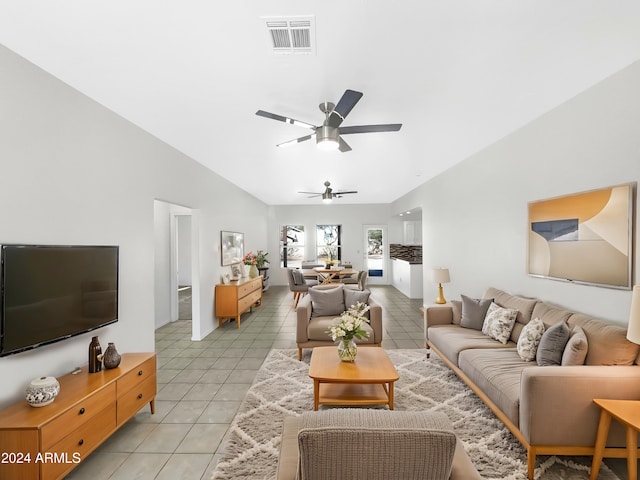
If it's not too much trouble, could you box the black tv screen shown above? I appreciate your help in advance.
[0,245,119,357]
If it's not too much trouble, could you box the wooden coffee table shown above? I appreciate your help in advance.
[308,346,399,410]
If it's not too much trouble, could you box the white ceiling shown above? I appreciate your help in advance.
[1,1,639,205]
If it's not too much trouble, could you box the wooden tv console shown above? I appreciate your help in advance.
[0,352,156,480]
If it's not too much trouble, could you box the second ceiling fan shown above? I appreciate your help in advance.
[299,181,357,202]
[256,89,402,152]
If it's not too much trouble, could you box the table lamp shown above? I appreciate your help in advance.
[431,268,450,305]
[626,285,640,344]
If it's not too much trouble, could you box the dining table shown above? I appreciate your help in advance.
[314,267,356,285]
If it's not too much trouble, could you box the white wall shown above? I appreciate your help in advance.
[267,204,401,285]
[393,60,640,324]
[0,44,268,407]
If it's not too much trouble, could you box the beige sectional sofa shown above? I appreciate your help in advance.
[424,287,640,480]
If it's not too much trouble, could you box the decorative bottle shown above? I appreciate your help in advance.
[88,336,102,373]
[103,342,121,369]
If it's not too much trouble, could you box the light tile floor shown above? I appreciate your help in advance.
[65,285,424,480]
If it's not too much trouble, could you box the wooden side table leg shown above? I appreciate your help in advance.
[626,425,638,480]
[590,410,612,480]
[313,379,319,411]
[388,382,394,410]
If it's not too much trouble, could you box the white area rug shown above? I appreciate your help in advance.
[211,349,619,480]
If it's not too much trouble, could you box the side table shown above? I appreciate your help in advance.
[590,398,640,480]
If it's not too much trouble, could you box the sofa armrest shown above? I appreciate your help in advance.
[424,305,454,342]
[520,366,640,446]
[368,300,383,344]
[296,295,313,343]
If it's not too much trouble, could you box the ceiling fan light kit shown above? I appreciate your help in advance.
[256,88,402,153]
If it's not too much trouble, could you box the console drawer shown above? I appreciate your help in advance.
[238,278,259,297]
[238,289,261,313]
[117,356,156,397]
[40,383,116,450]
[117,375,156,424]
[41,405,116,480]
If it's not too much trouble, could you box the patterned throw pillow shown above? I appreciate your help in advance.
[517,317,545,361]
[482,302,518,344]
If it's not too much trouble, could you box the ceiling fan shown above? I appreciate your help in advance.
[299,181,357,203]
[256,89,402,152]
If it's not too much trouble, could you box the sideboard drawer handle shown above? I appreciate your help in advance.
[137,393,143,400]
[79,408,85,415]
[78,439,84,446]
[138,370,143,376]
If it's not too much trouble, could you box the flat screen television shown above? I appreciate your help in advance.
[0,245,119,357]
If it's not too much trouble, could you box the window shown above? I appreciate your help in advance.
[280,225,305,268]
[316,225,342,263]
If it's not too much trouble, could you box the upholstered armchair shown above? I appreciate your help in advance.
[296,284,382,360]
[276,409,481,480]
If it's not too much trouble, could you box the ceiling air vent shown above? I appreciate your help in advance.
[263,16,315,55]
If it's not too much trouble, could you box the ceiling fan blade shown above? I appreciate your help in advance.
[256,110,317,131]
[333,190,358,195]
[327,89,363,128]
[276,134,313,148]
[298,191,322,195]
[339,124,402,135]
[338,137,352,152]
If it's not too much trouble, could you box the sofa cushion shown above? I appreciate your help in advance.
[308,316,374,343]
[344,288,370,309]
[561,325,588,366]
[460,295,493,330]
[309,285,345,317]
[484,288,538,343]
[482,303,518,344]
[296,409,456,480]
[568,313,640,365]
[536,321,570,366]
[531,302,573,329]
[517,317,545,361]
[428,325,515,365]
[459,348,536,427]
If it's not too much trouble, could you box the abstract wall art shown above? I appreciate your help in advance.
[528,183,634,289]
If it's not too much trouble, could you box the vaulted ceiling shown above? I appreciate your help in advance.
[1,1,639,205]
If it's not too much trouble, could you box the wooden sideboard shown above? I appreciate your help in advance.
[215,276,262,328]
[0,352,156,480]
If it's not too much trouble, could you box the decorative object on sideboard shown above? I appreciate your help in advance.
[431,268,450,304]
[101,342,122,369]
[25,376,60,407]
[88,335,102,373]
[625,285,640,344]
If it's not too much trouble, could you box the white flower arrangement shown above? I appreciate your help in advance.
[328,302,371,341]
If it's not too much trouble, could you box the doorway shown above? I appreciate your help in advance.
[363,225,387,284]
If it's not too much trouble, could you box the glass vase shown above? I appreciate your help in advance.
[337,338,357,362]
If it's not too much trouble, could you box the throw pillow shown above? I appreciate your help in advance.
[561,325,589,366]
[460,295,493,330]
[481,302,518,344]
[344,288,371,309]
[309,285,345,317]
[291,270,306,285]
[516,317,545,361]
[536,321,571,366]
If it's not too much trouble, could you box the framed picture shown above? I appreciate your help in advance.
[230,263,242,278]
[221,231,244,266]
[528,183,634,290]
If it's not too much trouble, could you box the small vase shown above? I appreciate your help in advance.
[88,336,102,373]
[102,342,121,369]
[249,264,259,278]
[337,338,357,362]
